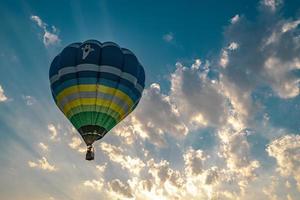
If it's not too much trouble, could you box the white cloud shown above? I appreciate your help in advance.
[230,14,240,24]
[100,142,145,175]
[147,159,173,184]
[115,82,188,147]
[138,83,188,137]
[261,0,282,11]
[125,158,185,199]
[228,42,239,50]
[83,179,104,191]
[108,179,134,199]
[114,58,230,148]
[68,136,86,153]
[219,42,239,68]
[163,32,174,42]
[263,57,299,98]
[221,11,300,101]
[112,152,253,200]
[96,163,107,173]
[282,20,300,33]
[38,142,49,151]
[264,19,300,47]
[220,49,229,68]
[31,15,44,27]
[43,30,60,47]
[21,95,36,106]
[113,120,137,145]
[28,157,57,172]
[48,124,59,141]
[184,148,207,176]
[0,85,8,102]
[170,61,227,128]
[191,58,202,70]
[262,176,280,200]
[267,134,300,191]
[218,129,260,180]
[30,15,60,47]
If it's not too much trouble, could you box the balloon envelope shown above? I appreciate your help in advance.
[49,40,145,146]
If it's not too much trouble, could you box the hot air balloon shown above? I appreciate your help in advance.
[49,40,145,160]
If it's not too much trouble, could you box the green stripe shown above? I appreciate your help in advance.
[67,105,120,122]
[69,112,118,131]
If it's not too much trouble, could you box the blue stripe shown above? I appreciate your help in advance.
[52,77,140,102]
[51,71,142,98]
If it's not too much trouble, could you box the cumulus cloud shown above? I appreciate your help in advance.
[137,83,188,137]
[38,142,49,151]
[108,179,133,199]
[228,42,239,50]
[28,157,57,172]
[267,134,300,190]
[0,85,8,102]
[218,129,260,180]
[100,142,145,175]
[30,15,60,47]
[68,136,86,153]
[114,58,244,149]
[191,58,202,70]
[163,32,174,42]
[96,163,107,173]
[100,149,251,200]
[92,143,264,200]
[113,119,138,145]
[147,159,176,185]
[115,82,188,147]
[221,10,300,100]
[48,124,59,141]
[127,158,185,199]
[220,49,229,68]
[230,14,240,24]
[83,179,104,191]
[261,0,282,11]
[282,19,300,33]
[219,42,239,68]
[263,57,299,98]
[262,176,280,200]
[184,148,207,175]
[170,60,227,128]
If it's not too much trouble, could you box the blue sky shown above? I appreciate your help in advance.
[0,0,300,199]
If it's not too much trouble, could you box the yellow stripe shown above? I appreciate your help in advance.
[62,98,126,118]
[56,84,134,108]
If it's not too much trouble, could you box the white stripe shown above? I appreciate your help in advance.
[50,64,144,93]
[136,84,143,92]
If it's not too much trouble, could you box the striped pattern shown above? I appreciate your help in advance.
[49,40,145,145]
[50,64,144,93]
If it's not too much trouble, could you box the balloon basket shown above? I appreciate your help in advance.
[85,145,95,161]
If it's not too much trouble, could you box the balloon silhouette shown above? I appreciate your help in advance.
[49,40,145,160]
